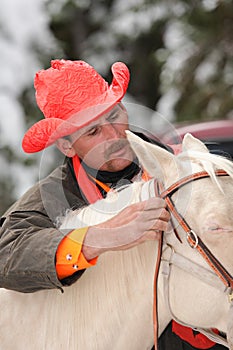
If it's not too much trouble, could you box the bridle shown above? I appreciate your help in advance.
[153,169,233,350]
[159,169,233,291]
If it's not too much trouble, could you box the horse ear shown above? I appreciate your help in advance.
[125,130,175,178]
[182,133,209,153]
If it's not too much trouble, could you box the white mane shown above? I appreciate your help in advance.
[177,150,233,191]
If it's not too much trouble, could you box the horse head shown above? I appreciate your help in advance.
[126,130,233,348]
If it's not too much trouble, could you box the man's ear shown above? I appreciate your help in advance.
[56,138,76,157]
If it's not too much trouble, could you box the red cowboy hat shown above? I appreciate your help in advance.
[22,59,130,153]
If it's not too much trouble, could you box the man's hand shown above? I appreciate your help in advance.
[82,197,170,260]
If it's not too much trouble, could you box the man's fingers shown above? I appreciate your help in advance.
[158,208,170,222]
[138,207,170,223]
[137,197,167,211]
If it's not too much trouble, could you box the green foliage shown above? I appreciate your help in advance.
[47,0,233,121]
[167,0,233,121]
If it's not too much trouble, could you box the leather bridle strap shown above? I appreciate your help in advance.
[153,233,163,349]
[159,170,233,290]
[160,169,228,198]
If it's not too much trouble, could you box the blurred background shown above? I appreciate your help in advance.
[0,0,233,215]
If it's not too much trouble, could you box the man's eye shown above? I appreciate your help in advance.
[108,113,119,122]
[88,128,98,136]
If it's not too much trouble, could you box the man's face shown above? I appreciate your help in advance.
[69,103,135,172]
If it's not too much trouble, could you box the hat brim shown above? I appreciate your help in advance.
[22,99,121,153]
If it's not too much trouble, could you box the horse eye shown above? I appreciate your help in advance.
[208,225,225,232]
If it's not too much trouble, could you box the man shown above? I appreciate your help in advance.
[0,59,226,349]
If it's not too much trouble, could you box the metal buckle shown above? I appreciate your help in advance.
[187,230,199,249]
[229,290,233,303]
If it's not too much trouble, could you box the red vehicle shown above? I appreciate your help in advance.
[161,119,233,158]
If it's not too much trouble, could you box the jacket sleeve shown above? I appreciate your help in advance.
[0,208,85,293]
[0,209,63,292]
[0,163,88,294]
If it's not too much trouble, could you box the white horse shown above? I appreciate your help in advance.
[0,132,233,350]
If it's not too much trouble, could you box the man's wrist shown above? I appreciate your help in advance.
[81,227,104,260]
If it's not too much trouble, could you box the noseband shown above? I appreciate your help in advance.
[159,169,233,293]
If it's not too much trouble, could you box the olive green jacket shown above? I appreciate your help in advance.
[0,133,171,293]
[0,158,86,293]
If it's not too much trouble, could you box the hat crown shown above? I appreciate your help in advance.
[35,60,110,120]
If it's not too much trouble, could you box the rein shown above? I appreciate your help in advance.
[159,169,233,291]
